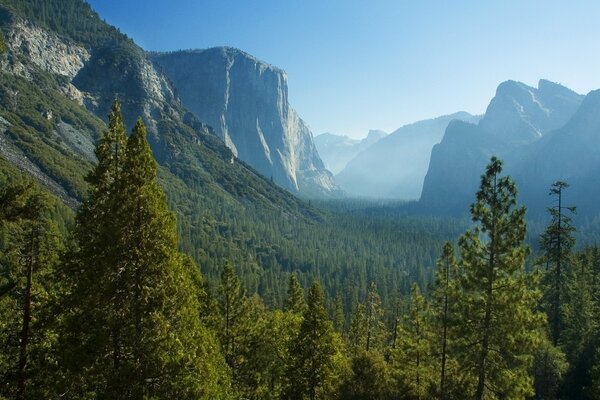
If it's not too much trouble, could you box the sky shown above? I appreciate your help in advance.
[86,0,600,139]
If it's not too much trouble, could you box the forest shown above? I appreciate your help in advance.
[1,101,599,400]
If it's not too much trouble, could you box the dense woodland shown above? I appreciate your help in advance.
[1,102,600,399]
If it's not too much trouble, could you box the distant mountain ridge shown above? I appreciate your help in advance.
[314,129,387,175]
[151,48,340,197]
[336,112,480,199]
[420,79,586,215]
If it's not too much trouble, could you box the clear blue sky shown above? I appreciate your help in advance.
[87,0,600,139]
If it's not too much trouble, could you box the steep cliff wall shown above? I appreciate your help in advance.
[419,80,584,214]
[151,48,339,196]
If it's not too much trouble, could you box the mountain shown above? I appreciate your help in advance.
[420,79,584,214]
[511,89,600,217]
[150,48,339,197]
[314,129,387,174]
[336,112,480,199]
[0,0,459,309]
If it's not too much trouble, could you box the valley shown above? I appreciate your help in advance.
[1,1,599,399]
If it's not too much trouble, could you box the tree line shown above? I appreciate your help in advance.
[1,102,599,399]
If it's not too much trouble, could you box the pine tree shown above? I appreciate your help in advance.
[348,302,367,352]
[0,186,62,399]
[339,350,391,400]
[364,282,387,353]
[284,281,340,400]
[455,157,542,400]
[390,283,435,400]
[217,261,253,394]
[332,294,345,334]
[59,108,230,399]
[285,273,306,315]
[539,181,576,346]
[431,242,459,400]
[559,254,596,399]
[348,282,386,353]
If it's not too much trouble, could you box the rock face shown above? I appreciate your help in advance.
[511,89,600,217]
[336,113,480,199]
[151,48,339,197]
[315,129,386,175]
[420,80,584,214]
[0,3,313,215]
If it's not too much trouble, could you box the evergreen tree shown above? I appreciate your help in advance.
[284,281,340,400]
[0,186,61,399]
[455,157,542,400]
[390,283,435,400]
[531,337,568,400]
[285,273,306,315]
[59,108,230,399]
[559,254,596,399]
[539,181,576,345]
[332,294,346,334]
[431,242,459,400]
[363,282,387,353]
[217,261,254,397]
[339,350,391,400]
[348,303,367,352]
[348,282,386,353]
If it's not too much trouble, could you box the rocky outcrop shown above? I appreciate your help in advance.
[1,20,89,104]
[420,80,584,214]
[510,89,600,217]
[336,113,479,199]
[151,48,340,196]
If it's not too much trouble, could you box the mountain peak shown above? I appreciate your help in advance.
[365,129,387,141]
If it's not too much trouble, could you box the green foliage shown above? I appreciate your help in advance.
[0,0,129,48]
[430,242,461,400]
[0,31,6,55]
[348,282,387,354]
[339,350,391,400]
[390,283,436,400]
[454,157,543,400]
[0,180,63,399]
[531,338,568,400]
[57,104,230,399]
[285,273,306,315]
[539,181,576,345]
[284,282,344,400]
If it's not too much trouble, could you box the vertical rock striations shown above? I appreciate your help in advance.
[151,48,339,197]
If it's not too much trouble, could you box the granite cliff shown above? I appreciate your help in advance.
[420,79,584,214]
[151,48,339,197]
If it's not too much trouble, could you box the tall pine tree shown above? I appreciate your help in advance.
[455,157,542,400]
[284,281,341,400]
[431,242,459,400]
[59,105,230,399]
[539,181,576,346]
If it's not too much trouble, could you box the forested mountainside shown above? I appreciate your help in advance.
[1,1,600,399]
[4,123,600,399]
[0,0,457,310]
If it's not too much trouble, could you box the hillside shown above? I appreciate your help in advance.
[0,0,454,308]
[336,112,480,199]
